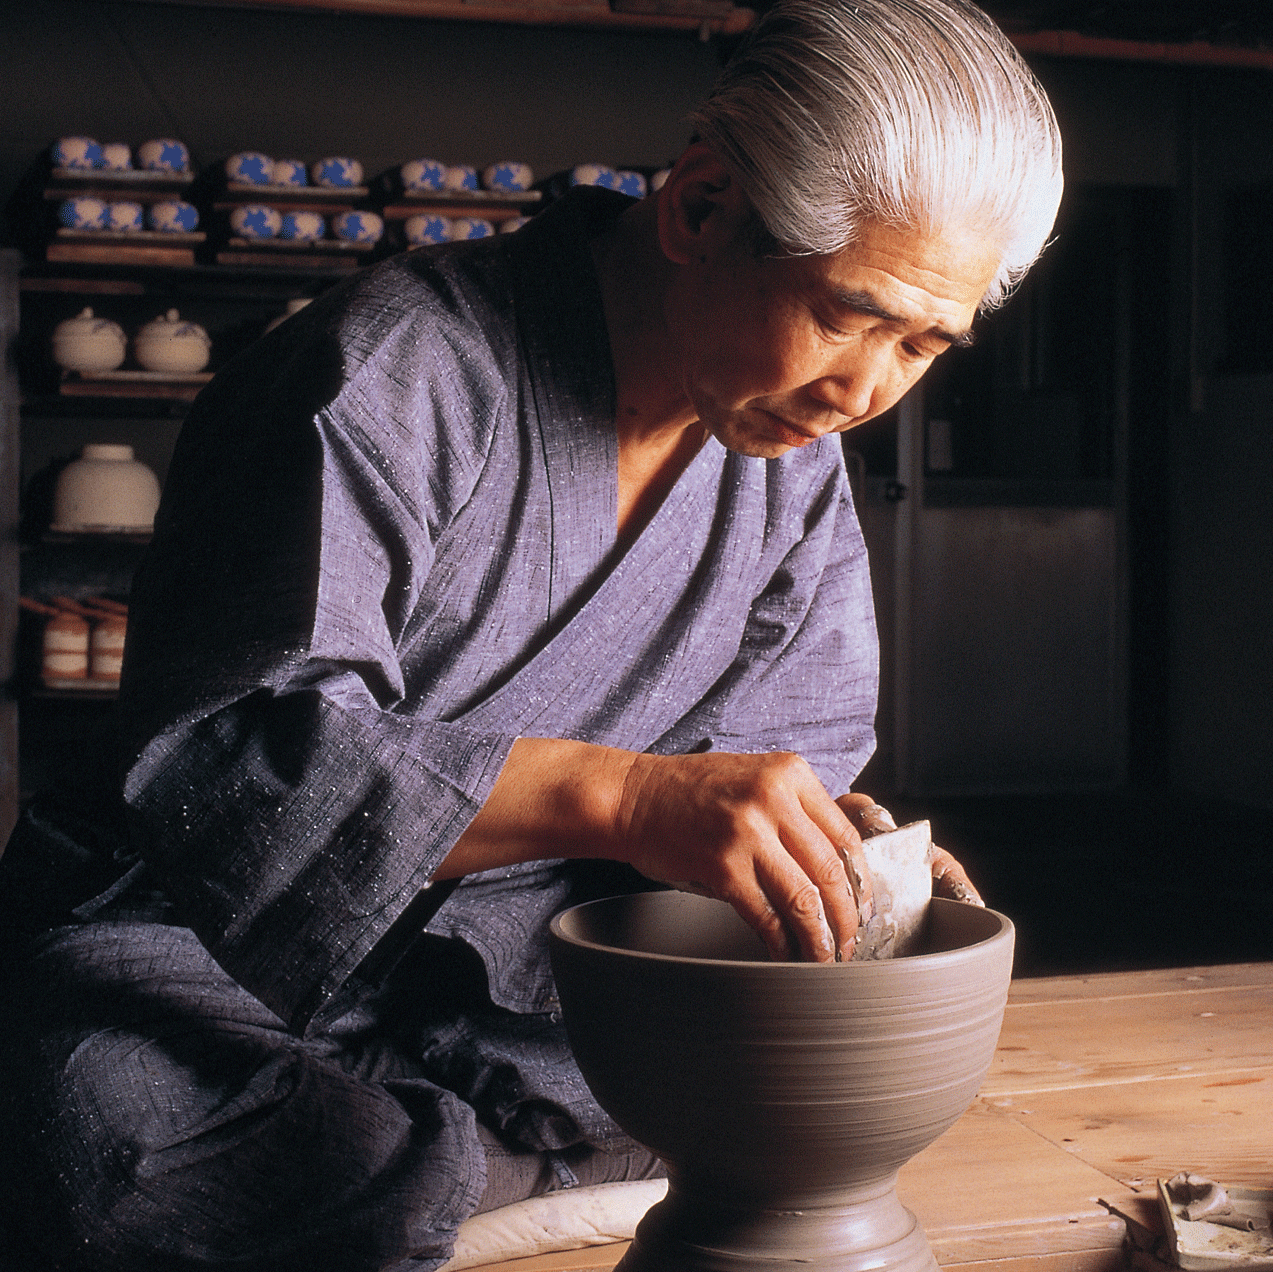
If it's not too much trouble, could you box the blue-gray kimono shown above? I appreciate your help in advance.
[0,188,878,1272]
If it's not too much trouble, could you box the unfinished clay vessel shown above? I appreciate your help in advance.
[549,891,1013,1272]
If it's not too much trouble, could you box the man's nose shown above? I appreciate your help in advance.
[808,348,887,426]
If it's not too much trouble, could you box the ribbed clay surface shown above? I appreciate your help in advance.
[549,892,1014,1272]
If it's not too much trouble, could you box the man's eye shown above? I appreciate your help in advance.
[902,340,943,362]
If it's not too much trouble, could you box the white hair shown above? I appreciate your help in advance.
[688,0,1064,310]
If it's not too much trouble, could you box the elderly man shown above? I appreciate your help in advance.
[0,0,1062,1267]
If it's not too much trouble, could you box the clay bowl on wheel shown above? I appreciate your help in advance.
[548,891,1014,1272]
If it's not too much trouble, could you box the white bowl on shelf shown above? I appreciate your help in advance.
[52,444,161,534]
[51,308,126,375]
[133,309,211,374]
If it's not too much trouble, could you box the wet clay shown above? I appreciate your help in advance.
[549,891,1015,1272]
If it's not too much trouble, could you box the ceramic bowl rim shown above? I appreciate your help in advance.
[550,892,1012,973]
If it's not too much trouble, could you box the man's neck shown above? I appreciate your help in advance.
[591,197,707,543]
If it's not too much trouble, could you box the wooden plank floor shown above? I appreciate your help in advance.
[465,962,1273,1272]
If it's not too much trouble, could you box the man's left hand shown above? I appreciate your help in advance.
[835,793,984,906]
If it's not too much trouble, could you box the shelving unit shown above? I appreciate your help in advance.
[42,166,204,268]
[12,247,358,810]
[378,188,542,251]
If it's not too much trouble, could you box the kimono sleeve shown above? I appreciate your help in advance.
[118,274,518,1032]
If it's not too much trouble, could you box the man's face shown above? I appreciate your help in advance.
[670,219,1001,459]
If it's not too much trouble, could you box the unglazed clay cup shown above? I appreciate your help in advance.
[549,892,1014,1272]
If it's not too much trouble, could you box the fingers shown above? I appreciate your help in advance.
[837,794,984,916]
[715,765,862,963]
[618,751,864,964]
[929,845,985,906]
[767,795,861,962]
[837,792,897,837]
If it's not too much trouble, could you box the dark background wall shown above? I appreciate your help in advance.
[2,0,1271,818]
[0,0,720,232]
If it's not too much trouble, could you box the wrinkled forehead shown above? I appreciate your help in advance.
[799,220,1002,328]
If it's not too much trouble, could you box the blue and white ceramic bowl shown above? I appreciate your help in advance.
[401,158,446,192]
[280,210,325,242]
[448,218,495,241]
[53,137,103,170]
[570,163,617,188]
[100,142,133,172]
[482,161,533,193]
[443,165,479,193]
[404,214,450,246]
[270,158,309,187]
[148,200,200,233]
[332,210,383,244]
[614,170,648,199]
[230,204,281,239]
[137,138,190,174]
[58,197,107,230]
[312,156,364,189]
[499,216,532,234]
[226,152,274,185]
[105,201,145,233]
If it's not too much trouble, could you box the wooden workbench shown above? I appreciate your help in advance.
[467,962,1273,1272]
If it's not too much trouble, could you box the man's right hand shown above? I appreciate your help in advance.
[438,739,873,963]
[611,749,874,963]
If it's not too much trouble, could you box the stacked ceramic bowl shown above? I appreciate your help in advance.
[224,150,383,249]
[398,158,536,246]
[52,135,191,176]
[52,136,200,237]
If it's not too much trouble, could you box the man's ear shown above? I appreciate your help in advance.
[656,142,751,266]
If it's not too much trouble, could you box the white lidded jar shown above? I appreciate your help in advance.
[134,308,211,374]
[52,444,161,533]
[51,307,126,375]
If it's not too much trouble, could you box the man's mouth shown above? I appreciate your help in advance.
[759,411,817,448]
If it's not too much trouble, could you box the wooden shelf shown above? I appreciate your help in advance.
[57,370,212,402]
[34,681,119,699]
[129,0,756,35]
[381,190,541,224]
[45,169,194,199]
[20,260,356,293]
